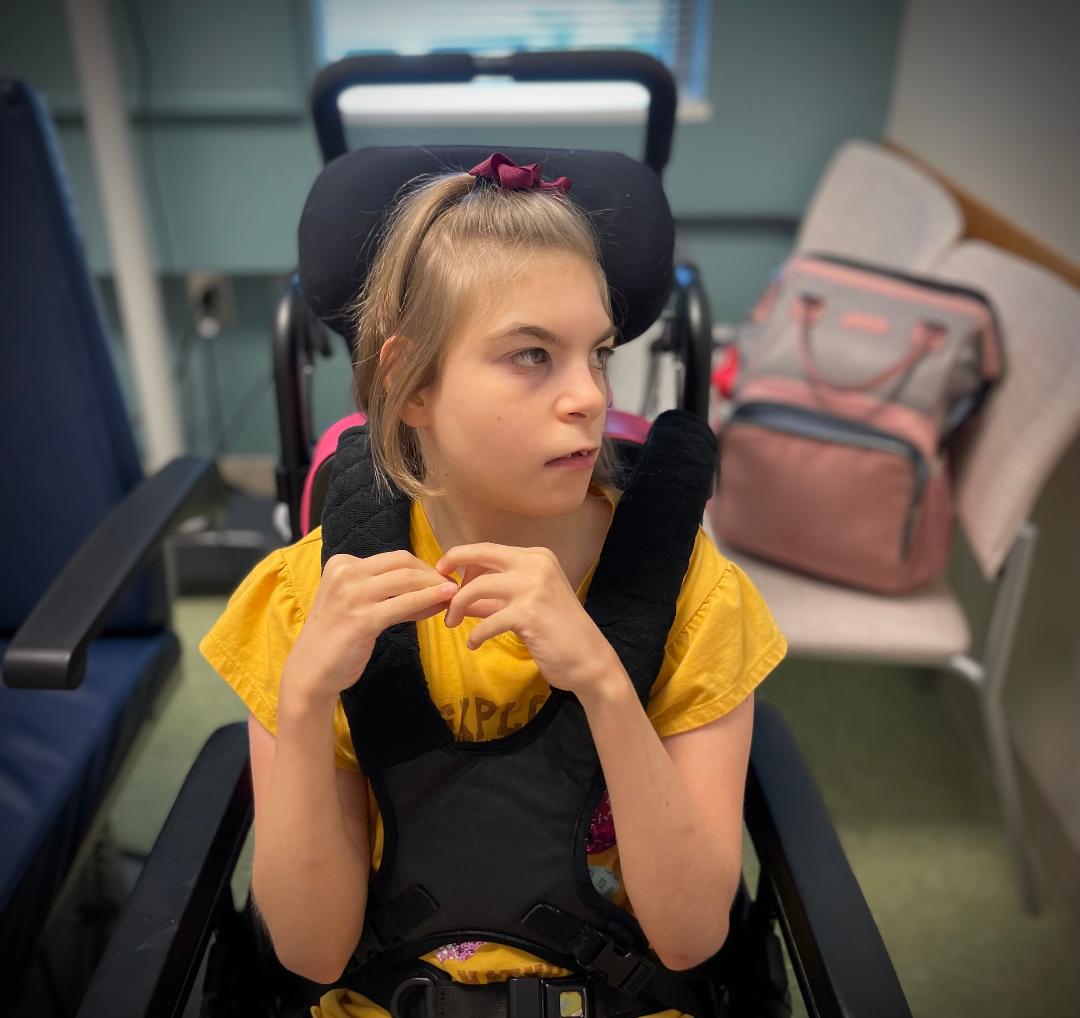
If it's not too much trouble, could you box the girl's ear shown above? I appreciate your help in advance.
[400,388,431,428]
[380,335,431,428]
[378,334,405,386]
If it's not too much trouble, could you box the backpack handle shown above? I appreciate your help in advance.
[796,294,943,393]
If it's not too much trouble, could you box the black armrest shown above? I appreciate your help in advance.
[76,723,254,1018]
[745,702,911,1018]
[3,455,221,690]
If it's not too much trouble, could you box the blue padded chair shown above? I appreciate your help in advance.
[0,80,218,1007]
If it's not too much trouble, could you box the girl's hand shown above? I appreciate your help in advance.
[282,551,458,705]
[435,543,623,702]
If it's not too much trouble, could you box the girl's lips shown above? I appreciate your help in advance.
[545,449,598,470]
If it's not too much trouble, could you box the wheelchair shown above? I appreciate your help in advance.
[74,54,910,1018]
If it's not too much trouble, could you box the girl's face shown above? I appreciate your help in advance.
[411,251,614,519]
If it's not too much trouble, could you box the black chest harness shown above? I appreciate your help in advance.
[319,410,717,1018]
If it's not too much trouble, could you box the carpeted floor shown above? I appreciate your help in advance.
[106,595,1080,1018]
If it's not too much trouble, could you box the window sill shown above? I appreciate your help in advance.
[338,83,712,126]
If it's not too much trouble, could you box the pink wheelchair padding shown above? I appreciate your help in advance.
[301,412,366,535]
[603,408,651,446]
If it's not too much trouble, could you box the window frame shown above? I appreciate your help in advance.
[312,0,713,126]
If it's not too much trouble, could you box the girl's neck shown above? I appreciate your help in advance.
[420,488,609,577]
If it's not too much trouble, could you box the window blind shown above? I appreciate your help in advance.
[316,0,709,99]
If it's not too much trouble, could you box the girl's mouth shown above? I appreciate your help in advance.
[545,448,598,470]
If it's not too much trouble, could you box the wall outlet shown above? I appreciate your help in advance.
[186,272,236,337]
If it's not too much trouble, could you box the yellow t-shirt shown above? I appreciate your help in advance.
[199,486,787,1018]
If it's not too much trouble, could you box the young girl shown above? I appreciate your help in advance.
[200,154,787,1018]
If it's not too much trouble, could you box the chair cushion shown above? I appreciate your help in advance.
[0,631,179,968]
[709,533,971,664]
[938,241,1080,580]
[795,139,964,272]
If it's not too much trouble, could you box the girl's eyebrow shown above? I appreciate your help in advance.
[484,323,617,348]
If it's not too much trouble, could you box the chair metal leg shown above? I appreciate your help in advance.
[982,679,1040,914]
[949,522,1041,914]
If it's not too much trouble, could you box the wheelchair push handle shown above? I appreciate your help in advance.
[310,50,676,175]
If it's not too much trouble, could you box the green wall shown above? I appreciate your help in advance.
[2,0,904,456]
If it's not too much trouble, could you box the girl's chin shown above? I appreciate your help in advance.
[493,481,591,518]
[443,464,592,515]
[529,484,594,515]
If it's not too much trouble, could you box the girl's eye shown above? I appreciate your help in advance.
[594,346,615,370]
[509,345,614,371]
[510,347,549,369]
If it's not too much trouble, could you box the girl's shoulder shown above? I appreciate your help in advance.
[235,526,324,618]
[673,526,734,629]
[283,527,326,614]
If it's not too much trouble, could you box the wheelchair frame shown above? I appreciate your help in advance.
[272,51,714,544]
[68,52,908,1017]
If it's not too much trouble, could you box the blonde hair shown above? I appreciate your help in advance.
[350,170,624,500]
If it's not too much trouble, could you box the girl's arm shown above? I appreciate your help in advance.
[433,542,754,969]
[248,549,457,982]
[249,702,370,984]
[579,677,753,971]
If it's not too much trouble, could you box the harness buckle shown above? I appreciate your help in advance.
[351,914,393,969]
[508,976,590,1018]
[571,932,656,996]
[389,976,435,1018]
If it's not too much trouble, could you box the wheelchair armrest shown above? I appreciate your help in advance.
[745,702,911,1018]
[3,456,221,690]
[77,722,253,1018]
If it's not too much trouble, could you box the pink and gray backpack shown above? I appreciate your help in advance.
[709,253,1005,594]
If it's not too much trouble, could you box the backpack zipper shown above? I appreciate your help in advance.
[729,401,929,561]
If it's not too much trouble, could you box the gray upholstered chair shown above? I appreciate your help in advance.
[794,139,964,271]
[708,240,1080,914]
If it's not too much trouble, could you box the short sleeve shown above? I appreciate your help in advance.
[646,529,787,738]
[198,544,360,771]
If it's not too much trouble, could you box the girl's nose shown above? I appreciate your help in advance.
[557,362,608,419]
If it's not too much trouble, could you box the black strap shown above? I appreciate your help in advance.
[353,885,440,966]
[391,979,509,1018]
[329,410,716,772]
[582,409,717,706]
[521,905,701,1016]
[323,426,455,771]
[383,973,657,1018]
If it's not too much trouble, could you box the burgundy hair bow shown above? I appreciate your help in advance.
[468,152,572,193]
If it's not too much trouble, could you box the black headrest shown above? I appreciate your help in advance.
[297,146,674,345]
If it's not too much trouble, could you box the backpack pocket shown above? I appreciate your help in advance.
[715,401,950,593]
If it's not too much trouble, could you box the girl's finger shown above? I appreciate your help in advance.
[376,581,458,628]
[364,568,454,604]
[465,606,518,651]
[363,549,430,574]
[444,573,517,628]
[409,599,459,623]
[461,597,508,619]
[436,542,517,577]
[458,563,494,588]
